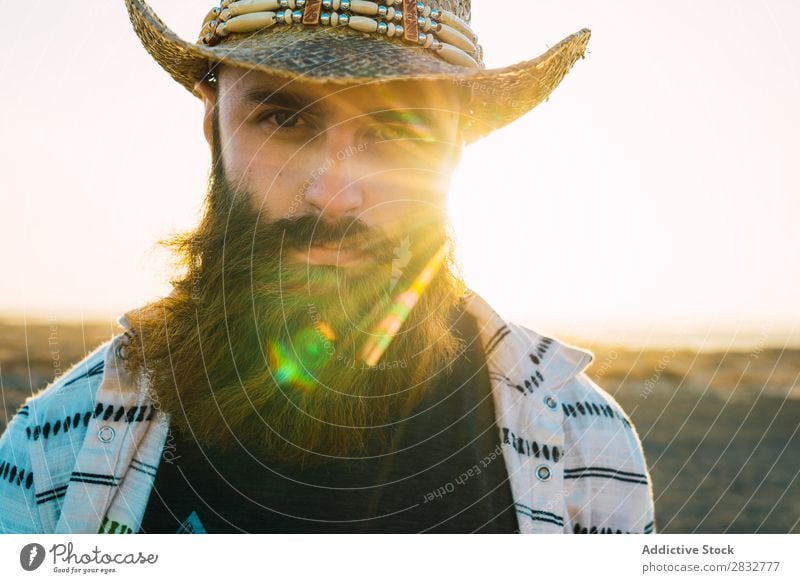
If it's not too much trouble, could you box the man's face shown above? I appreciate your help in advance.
[198,64,466,266]
[120,64,472,466]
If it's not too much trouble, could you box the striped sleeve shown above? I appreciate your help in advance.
[0,340,111,533]
[559,372,657,534]
[0,403,42,533]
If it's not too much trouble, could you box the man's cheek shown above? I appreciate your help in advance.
[390,172,446,203]
[240,169,297,209]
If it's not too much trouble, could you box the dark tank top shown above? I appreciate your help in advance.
[139,304,518,533]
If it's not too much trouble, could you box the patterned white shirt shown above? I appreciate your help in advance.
[0,289,656,534]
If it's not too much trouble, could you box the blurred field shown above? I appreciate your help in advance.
[0,318,116,429]
[1,320,798,533]
[577,340,800,534]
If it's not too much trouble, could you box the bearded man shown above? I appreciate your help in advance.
[0,0,657,535]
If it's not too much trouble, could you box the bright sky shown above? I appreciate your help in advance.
[1,0,798,348]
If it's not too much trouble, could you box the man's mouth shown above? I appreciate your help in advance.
[291,242,367,266]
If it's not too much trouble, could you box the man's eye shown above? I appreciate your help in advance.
[374,124,438,143]
[257,109,305,129]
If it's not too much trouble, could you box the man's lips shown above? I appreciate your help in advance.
[291,243,367,266]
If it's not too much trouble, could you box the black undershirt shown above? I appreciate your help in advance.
[139,305,518,533]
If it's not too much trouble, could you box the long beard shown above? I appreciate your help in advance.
[123,164,467,468]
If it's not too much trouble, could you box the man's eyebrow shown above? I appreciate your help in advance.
[241,86,324,115]
[368,109,443,125]
[241,86,453,125]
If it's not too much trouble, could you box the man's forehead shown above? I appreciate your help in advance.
[219,65,465,113]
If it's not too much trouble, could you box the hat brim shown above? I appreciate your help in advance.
[126,0,590,145]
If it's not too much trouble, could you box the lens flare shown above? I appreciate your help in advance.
[268,324,337,390]
[359,242,448,366]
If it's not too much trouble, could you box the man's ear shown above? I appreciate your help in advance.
[194,79,218,150]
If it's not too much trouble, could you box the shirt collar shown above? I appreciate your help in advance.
[461,287,595,392]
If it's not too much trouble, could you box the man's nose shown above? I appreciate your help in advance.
[302,127,367,221]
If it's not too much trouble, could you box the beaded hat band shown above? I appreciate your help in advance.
[125,0,591,145]
[200,1,483,69]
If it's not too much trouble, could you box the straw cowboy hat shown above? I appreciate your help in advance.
[125,0,591,144]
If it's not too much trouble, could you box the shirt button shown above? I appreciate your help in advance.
[114,342,128,359]
[544,395,558,410]
[98,425,116,443]
[535,464,552,481]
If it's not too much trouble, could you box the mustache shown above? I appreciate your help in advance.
[265,215,396,261]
